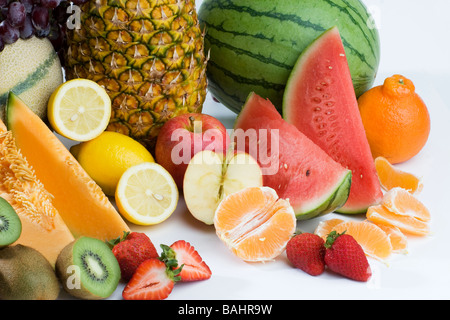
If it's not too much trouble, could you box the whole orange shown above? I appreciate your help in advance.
[358,75,430,164]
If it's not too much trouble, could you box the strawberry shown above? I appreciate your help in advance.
[324,231,372,282]
[286,233,325,276]
[122,258,182,300]
[160,240,212,282]
[108,231,159,281]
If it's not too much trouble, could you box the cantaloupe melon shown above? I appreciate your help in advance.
[0,37,63,121]
[6,92,130,241]
[0,119,74,266]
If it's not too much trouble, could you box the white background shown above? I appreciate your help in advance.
[61,0,450,300]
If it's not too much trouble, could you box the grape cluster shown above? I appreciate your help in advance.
[0,0,88,54]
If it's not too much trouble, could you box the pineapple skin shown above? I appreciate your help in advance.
[64,0,208,150]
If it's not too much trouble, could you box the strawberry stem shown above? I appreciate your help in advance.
[324,230,346,248]
[106,230,130,248]
[159,244,184,282]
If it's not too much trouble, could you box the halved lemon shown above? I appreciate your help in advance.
[115,162,179,225]
[48,79,111,141]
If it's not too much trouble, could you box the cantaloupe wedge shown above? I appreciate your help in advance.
[0,119,74,266]
[6,92,130,240]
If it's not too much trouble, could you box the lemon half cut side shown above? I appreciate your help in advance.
[115,162,179,225]
[48,79,111,141]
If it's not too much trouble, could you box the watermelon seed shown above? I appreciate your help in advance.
[312,97,321,103]
[306,170,311,177]
[315,86,322,91]
[314,116,323,123]
[313,107,321,112]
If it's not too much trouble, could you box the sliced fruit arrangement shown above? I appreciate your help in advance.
[198,0,380,113]
[234,92,352,220]
[115,162,179,226]
[0,116,74,265]
[47,79,112,142]
[183,150,263,225]
[315,185,431,260]
[214,186,296,262]
[120,237,212,300]
[283,26,382,214]
[375,156,423,193]
[6,92,130,240]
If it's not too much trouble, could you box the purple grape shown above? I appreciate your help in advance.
[52,0,69,25]
[21,0,33,13]
[35,24,50,38]
[19,13,34,39]
[0,0,7,9]
[0,37,4,52]
[71,0,88,5]
[8,2,26,27]
[31,6,49,30]
[40,0,60,9]
[0,20,20,44]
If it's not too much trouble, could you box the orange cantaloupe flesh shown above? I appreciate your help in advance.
[6,92,130,240]
[0,119,74,266]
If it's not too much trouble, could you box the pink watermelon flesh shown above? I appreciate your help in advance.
[234,92,352,220]
[283,26,382,214]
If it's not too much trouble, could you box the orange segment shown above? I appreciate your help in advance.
[314,218,344,240]
[374,157,423,193]
[382,187,430,222]
[331,220,392,261]
[214,187,296,262]
[366,205,429,236]
[377,224,408,253]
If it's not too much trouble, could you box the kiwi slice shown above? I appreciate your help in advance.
[0,197,22,248]
[56,236,120,300]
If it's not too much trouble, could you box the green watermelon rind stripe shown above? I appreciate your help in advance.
[200,0,377,72]
[0,50,58,107]
[202,21,293,70]
[295,170,352,220]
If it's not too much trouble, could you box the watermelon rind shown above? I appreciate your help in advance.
[199,0,380,114]
[295,170,352,220]
[234,92,352,221]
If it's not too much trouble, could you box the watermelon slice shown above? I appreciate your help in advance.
[283,26,383,214]
[234,92,352,220]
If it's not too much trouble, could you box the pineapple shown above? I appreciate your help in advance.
[64,0,208,150]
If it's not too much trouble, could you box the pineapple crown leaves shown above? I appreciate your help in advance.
[324,230,346,249]
[159,244,184,282]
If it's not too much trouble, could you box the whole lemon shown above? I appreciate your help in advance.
[70,131,154,196]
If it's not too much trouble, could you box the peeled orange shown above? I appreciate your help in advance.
[377,224,408,253]
[366,205,429,236]
[374,157,423,193]
[214,187,296,262]
[314,218,344,240]
[381,187,430,222]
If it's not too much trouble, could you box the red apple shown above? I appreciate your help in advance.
[155,113,230,189]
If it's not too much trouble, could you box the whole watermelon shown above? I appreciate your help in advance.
[199,0,380,113]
